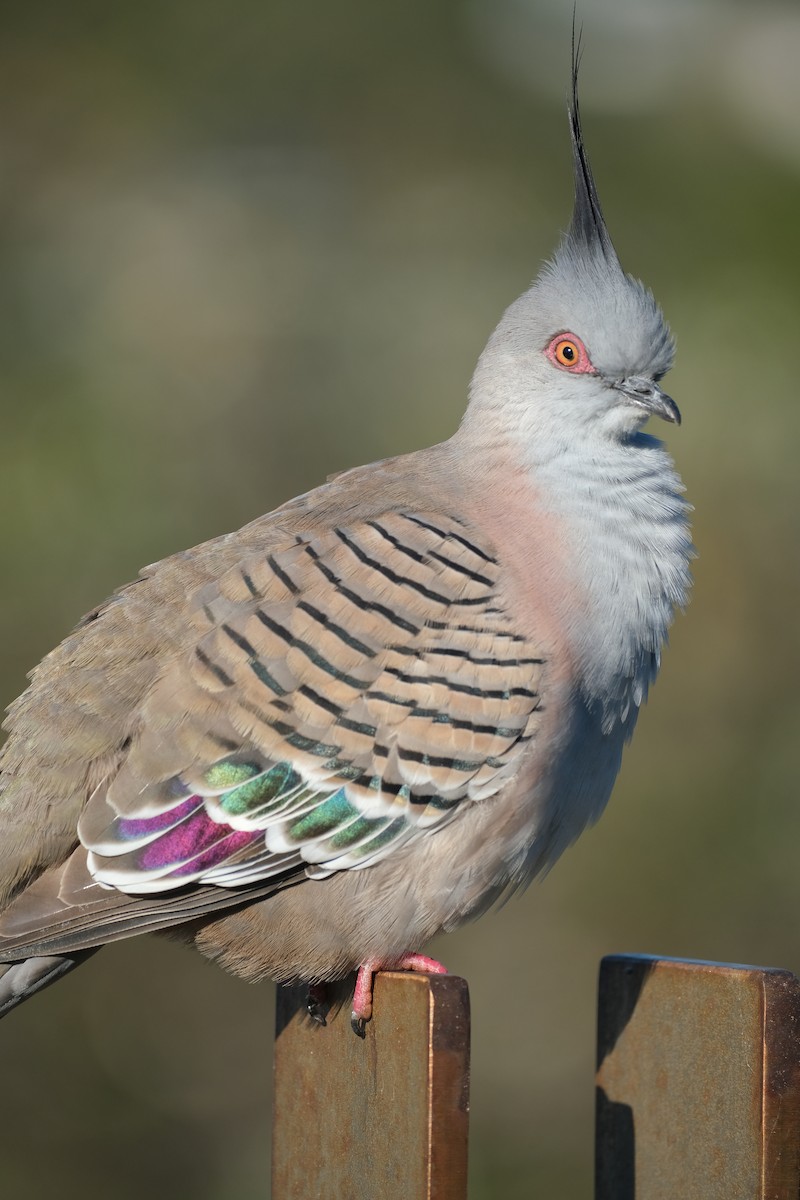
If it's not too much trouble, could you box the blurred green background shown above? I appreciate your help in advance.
[1,0,799,1196]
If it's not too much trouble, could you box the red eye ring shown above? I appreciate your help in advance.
[544,332,595,375]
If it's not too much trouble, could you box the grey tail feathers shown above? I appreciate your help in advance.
[0,950,99,1018]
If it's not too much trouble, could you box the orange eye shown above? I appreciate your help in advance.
[544,332,595,375]
[554,339,579,366]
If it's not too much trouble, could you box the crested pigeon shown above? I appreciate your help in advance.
[0,57,691,1033]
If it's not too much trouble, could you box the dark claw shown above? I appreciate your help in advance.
[306,984,328,1026]
[351,1012,367,1038]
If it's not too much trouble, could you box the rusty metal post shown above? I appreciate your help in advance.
[596,954,800,1200]
[272,971,470,1200]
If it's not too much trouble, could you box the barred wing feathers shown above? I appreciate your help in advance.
[74,511,546,897]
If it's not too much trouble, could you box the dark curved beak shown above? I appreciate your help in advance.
[612,376,681,426]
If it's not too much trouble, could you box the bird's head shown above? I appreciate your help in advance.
[465,52,679,456]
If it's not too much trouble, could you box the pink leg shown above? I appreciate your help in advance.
[351,953,448,1036]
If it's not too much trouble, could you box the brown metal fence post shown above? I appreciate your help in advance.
[596,954,800,1200]
[272,971,470,1200]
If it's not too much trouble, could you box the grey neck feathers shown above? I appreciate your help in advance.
[534,434,691,732]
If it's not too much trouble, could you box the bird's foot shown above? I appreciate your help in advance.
[306,982,328,1026]
[350,953,448,1037]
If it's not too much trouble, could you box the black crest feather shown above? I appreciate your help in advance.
[567,26,621,268]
